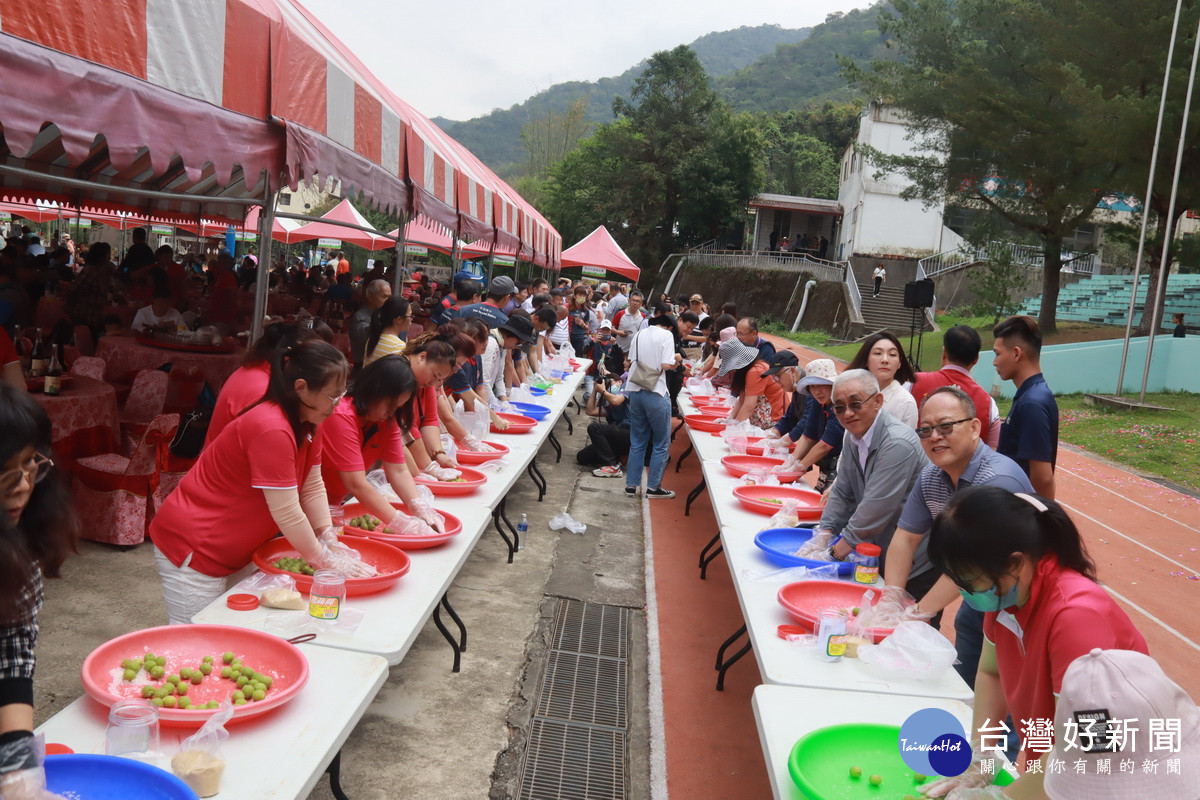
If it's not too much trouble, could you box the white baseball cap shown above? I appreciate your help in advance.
[1045,648,1200,799]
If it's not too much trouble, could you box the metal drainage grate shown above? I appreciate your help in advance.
[518,599,630,800]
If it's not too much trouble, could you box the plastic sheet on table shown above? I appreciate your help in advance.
[263,606,366,636]
[857,621,958,680]
[740,563,840,583]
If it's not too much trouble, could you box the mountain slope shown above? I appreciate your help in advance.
[434,24,811,174]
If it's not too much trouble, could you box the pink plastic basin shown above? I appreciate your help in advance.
[732,484,823,518]
[413,466,488,495]
[777,581,891,643]
[252,535,410,596]
[720,455,803,483]
[341,501,463,549]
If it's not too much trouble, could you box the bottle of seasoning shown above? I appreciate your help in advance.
[29,328,48,377]
[308,570,346,621]
[43,344,63,396]
[851,543,881,584]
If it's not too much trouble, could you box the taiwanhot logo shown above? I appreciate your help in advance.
[898,709,973,777]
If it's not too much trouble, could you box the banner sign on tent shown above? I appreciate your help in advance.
[234,232,258,242]
[318,238,342,248]
[581,265,606,278]
[0,212,9,221]
[422,265,451,281]
[405,244,429,256]
[74,219,92,228]
[151,225,174,235]
[493,256,515,267]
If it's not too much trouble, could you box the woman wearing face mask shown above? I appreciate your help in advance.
[922,485,1148,798]
[847,332,918,428]
[401,325,477,475]
[0,387,78,799]
[321,355,443,534]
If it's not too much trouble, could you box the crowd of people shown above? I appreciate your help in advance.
[0,235,1195,796]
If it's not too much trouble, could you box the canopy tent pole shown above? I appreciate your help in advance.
[393,211,410,295]
[486,240,497,283]
[1115,0,1183,397]
[251,193,277,345]
[1139,11,1200,403]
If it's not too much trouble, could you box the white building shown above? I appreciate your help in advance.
[836,103,962,261]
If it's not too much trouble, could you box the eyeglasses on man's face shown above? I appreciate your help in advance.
[915,417,974,440]
[831,391,878,417]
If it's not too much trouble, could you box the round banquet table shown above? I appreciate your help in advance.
[31,375,120,474]
[96,335,243,390]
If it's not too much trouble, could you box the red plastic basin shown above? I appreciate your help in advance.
[732,484,824,518]
[341,501,462,549]
[80,624,309,727]
[741,437,769,455]
[720,455,803,483]
[685,413,727,433]
[414,466,487,495]
[454,440,509,464]
[777,581,890,643]
[252,535,410,596]
[491,412,537,434]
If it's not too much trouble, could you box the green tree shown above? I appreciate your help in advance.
[543,46,765,286]
[968,246,1030,324]
[845,0,1160,334]
[760,123,840,198]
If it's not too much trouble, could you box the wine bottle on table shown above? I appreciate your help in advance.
[14,335,29,375]
[29,328,48,377]
[43,344,63,396]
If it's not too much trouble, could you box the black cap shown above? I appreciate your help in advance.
[762,350,801,377]
[498,314,537,344]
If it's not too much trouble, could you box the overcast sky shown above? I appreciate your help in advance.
[298,0,874,121]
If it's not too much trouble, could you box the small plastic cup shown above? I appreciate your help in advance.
[104,699,159,757]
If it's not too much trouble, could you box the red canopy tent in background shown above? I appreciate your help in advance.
[289,198,392,251]
[0,0,560,341]
[560,226,642,282]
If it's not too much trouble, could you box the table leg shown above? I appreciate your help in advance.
[674,442,694,473]
[670,418,685,442]
[326,750,351,800]
[714,624,751,691]
[684,477,706,516]
[698,532,724,580]
[433,599,464,673]
[547,431,563,462]
[498,496,521,557]
[527,460,547,501]
[441,592,467,653]
[573,396,583,416]
[492,506,517,563]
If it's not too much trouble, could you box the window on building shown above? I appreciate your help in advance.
[279,192,292,206]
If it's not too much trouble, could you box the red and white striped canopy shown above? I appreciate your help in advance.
[0,0,559,266]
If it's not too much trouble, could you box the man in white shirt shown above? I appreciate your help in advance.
[623,312,678,500]
[521,278,548,313]
[131,290,186,333]
[610,291,646,355]
[548,288,570,349]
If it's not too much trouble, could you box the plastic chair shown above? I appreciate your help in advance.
[69,356,106,381]
[73,413,180,546]
[120,369,169,454]
[73,324,95,357]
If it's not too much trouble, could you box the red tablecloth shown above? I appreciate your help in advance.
[96,336,242,390]
[32,375,120,471]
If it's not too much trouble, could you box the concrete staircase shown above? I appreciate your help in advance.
[857,283,933,337]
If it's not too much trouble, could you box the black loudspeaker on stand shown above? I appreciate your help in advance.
[903,279,934,370]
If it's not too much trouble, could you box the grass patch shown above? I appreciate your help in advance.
[1051,392,1200,492]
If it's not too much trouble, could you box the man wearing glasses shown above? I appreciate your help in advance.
[814,368,926,584]
[884,385,1033,686]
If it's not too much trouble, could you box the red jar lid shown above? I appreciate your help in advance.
[45,743,75,755]
[226,593,260,611]
[855,543,881,557]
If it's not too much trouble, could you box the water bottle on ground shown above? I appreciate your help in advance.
[517,513,529,551]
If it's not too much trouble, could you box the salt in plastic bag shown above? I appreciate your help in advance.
[856,621,959,680]
[172,701,234,796]
[765,499,801,529]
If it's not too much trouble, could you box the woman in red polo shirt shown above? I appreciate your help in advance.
[923,485,1148,797]
[321,355,442,534]
[205,321,323,447]
[150,340,373,625]
[401,325,477,477]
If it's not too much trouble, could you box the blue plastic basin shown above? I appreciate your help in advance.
[754,527,854,576]
[45,754,199,799]
[509,401,550,420]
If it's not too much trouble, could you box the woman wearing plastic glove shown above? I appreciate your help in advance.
[715,338,785,429]
[439,318,506,449]
[0,387,78,800]
[399,324,477,474]
[150,341,375,625]
[321,355,443,534]
[922,486,1147,798]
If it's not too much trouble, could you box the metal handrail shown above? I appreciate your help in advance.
[918,241,1098,277]
[844,266,863,322]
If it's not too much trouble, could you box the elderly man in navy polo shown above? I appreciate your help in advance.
[884,385,1033,686]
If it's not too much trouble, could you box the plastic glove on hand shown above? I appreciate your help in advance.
[920,751,994,798]
[316,526,342,548]
[422,462,462,481]
[0,734,68,800]
[312,543,377,578]
[385,510,438,538]
[407,497,446,533]
[490,416,510,431]
[462,434,497,452]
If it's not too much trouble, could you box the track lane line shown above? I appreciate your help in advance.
[1061,501,1200,576]
[1101,584,1200,655]
[1058,465,1200,535]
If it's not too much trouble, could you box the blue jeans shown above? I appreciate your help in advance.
[625,390,671,490]
[954,603,985,689]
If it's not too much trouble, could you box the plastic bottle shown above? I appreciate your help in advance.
[517,513,529,551]
[851,543,882,584]
[308,570,346,621]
